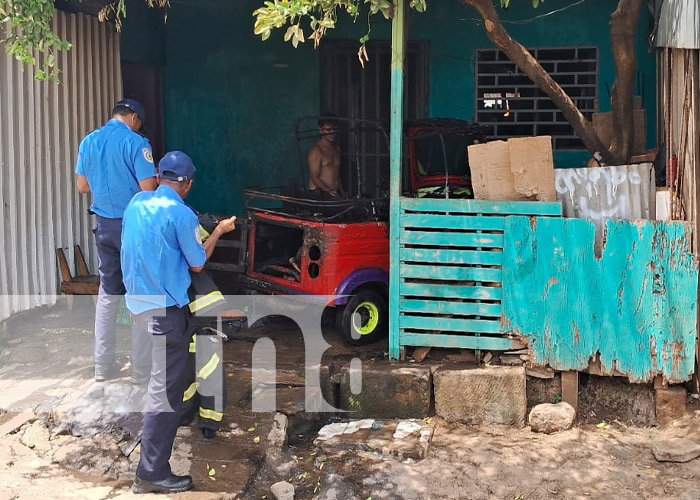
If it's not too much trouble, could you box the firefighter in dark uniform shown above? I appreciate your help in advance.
[180,214,229,439]
[121,151,236,494]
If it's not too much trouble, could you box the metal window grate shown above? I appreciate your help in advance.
[476,47,598,150]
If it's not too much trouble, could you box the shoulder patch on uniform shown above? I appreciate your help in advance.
[142,148,154,164]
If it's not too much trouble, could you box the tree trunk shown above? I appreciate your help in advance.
[609,0,644,163]
[464,0,621,166]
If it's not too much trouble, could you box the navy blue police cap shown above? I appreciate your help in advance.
[159,151,197,182]
[114,99,146,125]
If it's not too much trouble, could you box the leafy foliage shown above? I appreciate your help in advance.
[253,0,541,49]
[1,0,169,82]
[1,0,72,82]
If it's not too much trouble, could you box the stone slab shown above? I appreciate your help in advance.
[434,365,526,426]
[337,362,432,419]
[652,438,700,463]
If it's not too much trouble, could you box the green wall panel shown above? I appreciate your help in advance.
[161,0,320,215]
[331,0,658,168]
[121,0,658,214]
[121,0,166,64]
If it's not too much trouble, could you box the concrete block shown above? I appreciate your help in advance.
[337,362,432,419]
[656,386,687,425]
[434,366,526,426]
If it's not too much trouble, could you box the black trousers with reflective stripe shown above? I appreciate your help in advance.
[180,330,227,431]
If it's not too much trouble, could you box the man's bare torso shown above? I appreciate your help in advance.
[308,139,341,194]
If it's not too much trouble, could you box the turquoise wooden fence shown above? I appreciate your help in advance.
[390,197,562,360]
[502,217,698,383]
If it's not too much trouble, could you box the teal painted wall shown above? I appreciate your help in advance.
[331,0,657,168]
[162,0,318,216]
[121,0,658,214]
[503,217,698,383]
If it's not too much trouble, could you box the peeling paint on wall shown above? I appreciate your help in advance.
[502,216,698,383]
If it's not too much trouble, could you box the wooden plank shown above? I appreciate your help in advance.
[387,0,407,362]
[400,299,501,317]
[400,315,501,333]
[401,230,503,248]
[400,248,502,266]
[561,371,579,412]
[56,248,72,283]
[400,282,502,301]
[399,332,521,350]
[400,264,501,282]
[74,245,91,276]
[401,197,562,216]
[400,213,505,231]
[503,216,698,382]
[411,346,432,363]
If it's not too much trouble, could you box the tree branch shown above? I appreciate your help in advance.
[464,0,618,165]
[609,0,644,162]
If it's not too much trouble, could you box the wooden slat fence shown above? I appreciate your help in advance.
[390,197,562,359]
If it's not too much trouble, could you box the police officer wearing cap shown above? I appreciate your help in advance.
[121,151,236,494]
[75,99,158,382]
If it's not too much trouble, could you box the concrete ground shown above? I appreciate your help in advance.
[2,299,700,500]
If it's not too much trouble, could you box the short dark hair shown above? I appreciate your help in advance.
[318,115,338,128]
[112,105,136,119]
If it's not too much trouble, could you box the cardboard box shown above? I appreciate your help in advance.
[468,136,556,202]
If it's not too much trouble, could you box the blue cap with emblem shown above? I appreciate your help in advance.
[114,99,146,125]
[159,151,196,181]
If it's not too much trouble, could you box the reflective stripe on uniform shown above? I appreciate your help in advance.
[199,407,223,421]
[198,225,211,243]
[188,291,224,313]
[183,382,199,402]
[197,352,221,380]
[189,338,196,353]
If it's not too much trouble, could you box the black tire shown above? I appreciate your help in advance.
[341,289,388,346]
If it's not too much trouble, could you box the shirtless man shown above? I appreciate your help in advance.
[308,117,342,197]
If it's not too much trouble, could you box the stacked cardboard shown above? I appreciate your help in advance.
[467,136,556,202]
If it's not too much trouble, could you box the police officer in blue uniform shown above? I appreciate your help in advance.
[75,99,157,382]
[121,151,236,494]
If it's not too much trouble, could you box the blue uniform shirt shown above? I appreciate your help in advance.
[75,119,156,218]
[121,185,207,314]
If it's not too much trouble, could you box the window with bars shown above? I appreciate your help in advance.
[476,47,598,150]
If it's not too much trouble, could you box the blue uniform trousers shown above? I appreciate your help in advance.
[134,306,190,482]
[93,216,126,367]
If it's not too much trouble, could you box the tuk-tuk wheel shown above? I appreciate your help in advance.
[341,289,388,346]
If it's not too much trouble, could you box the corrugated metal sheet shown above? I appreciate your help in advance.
[0,11,122,321]
[656,0,700,49]
[555,163,656,253]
